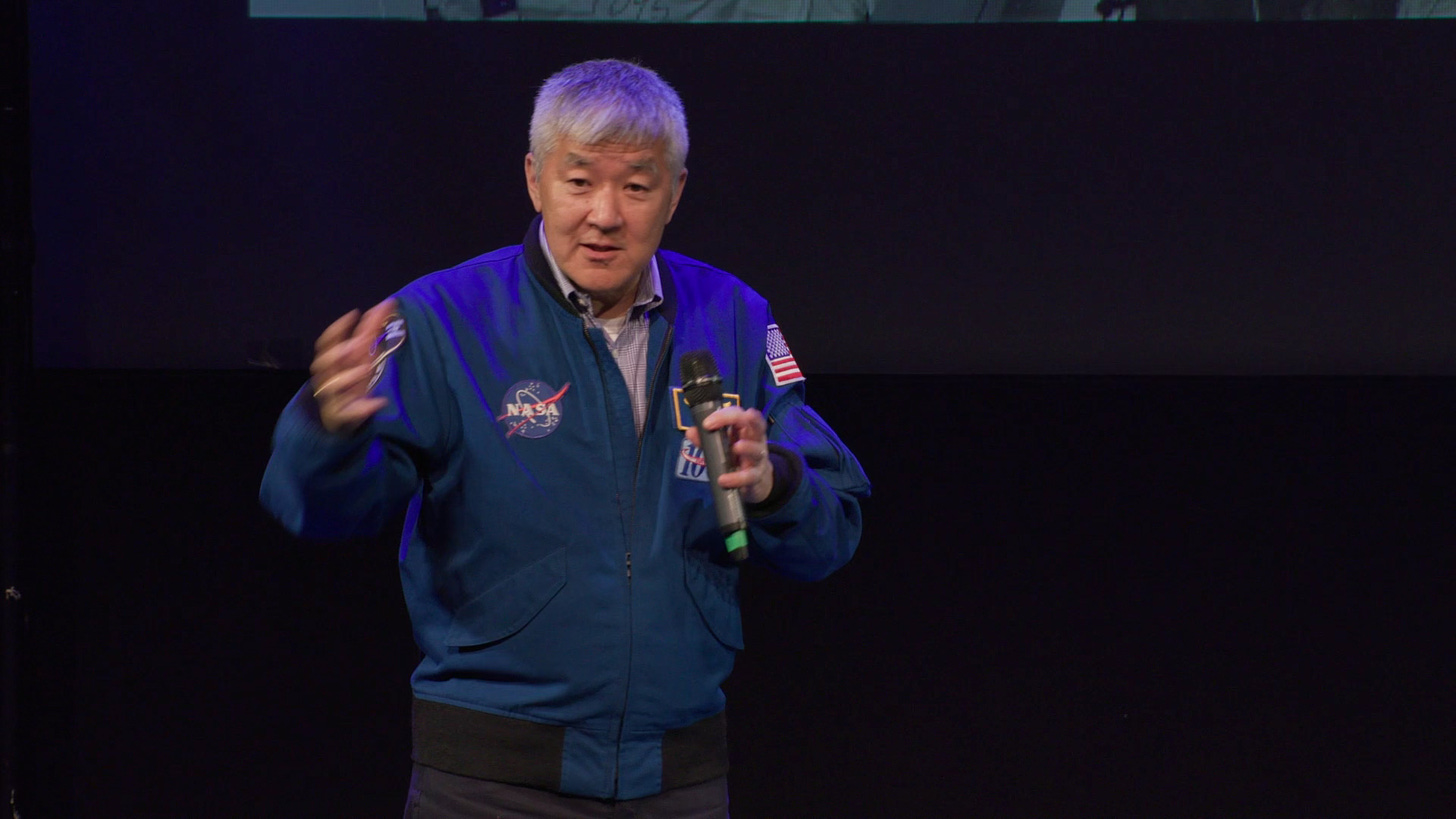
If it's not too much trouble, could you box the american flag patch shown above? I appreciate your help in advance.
[766,324,804,386]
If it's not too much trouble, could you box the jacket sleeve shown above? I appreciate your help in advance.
[743,327,870,582]
[259,297,457,540]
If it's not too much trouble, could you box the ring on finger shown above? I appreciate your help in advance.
[312,373,346,398]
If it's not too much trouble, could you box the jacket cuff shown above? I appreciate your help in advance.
[744,443,802,518]
[274,386,373,465]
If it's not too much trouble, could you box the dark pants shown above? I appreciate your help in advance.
[403,764,730,819]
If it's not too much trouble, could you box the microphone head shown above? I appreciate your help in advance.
[680,350,724,406]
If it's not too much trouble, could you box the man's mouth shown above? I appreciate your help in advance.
[582,243,620,253]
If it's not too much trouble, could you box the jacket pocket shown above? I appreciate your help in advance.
[445,548,567,648]
[683,529,744,650]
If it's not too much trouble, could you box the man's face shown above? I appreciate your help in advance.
[526,139,686,318]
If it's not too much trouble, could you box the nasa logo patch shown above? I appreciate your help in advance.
[496,380,570,439]
[675,436,710,482]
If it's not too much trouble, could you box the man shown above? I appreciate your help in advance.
[261,59,869,817]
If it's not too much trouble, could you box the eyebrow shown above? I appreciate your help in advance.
[562,152,660,176]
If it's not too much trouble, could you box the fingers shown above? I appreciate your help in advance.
[312,360,375,399]
[309,298,398,434]
[314,298,397,362]
[316,308,362,354]
[311,359,383,433]
[310,333,374,397]
[310,332,367,381]
[694,407,774,502]
[697,406,766,439]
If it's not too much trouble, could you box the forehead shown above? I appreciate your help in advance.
[551,139,667,175]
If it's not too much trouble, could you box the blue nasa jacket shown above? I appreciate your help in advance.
[259,220,869,800]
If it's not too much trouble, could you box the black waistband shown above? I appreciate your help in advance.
[411,697,729,794]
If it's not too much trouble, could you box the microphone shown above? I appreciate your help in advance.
[680,350,749,562]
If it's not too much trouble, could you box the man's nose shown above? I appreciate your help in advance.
[587,190,624,230]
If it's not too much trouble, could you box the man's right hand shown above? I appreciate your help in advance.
[309,298,397,434]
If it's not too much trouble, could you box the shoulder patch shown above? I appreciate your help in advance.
[367,313,407,389]
[675,436,710,482]
[766,324,804,386]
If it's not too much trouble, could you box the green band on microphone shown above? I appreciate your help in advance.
[725,530,748,558]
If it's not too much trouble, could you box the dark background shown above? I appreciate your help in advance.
[11,5,1456,818]
[18,372,1456,817]
[26,9,1456,374]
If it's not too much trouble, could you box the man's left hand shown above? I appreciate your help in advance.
[685,406,774,504]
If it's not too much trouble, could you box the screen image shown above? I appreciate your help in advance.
[248,0,1456,22]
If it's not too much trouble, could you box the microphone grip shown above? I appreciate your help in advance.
[690,399,748,561]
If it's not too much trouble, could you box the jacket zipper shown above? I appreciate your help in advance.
[584,316,674,796]
[582,316,670,797]
[627,324,673,569]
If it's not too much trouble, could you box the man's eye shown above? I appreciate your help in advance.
[626,184,648,193]
[567,178,589,188]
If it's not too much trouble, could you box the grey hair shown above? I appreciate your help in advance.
[529,59,689,178]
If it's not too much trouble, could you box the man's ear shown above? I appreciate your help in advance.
[524,152,543,212]
[666,167,688,223]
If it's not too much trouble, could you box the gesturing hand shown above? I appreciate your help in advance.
[309,298,397,434]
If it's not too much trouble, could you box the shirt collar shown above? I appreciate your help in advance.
[538,222,663,319]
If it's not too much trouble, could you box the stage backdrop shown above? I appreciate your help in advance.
[27,6,1456,374]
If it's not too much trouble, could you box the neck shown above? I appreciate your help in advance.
[587,271,643,320]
